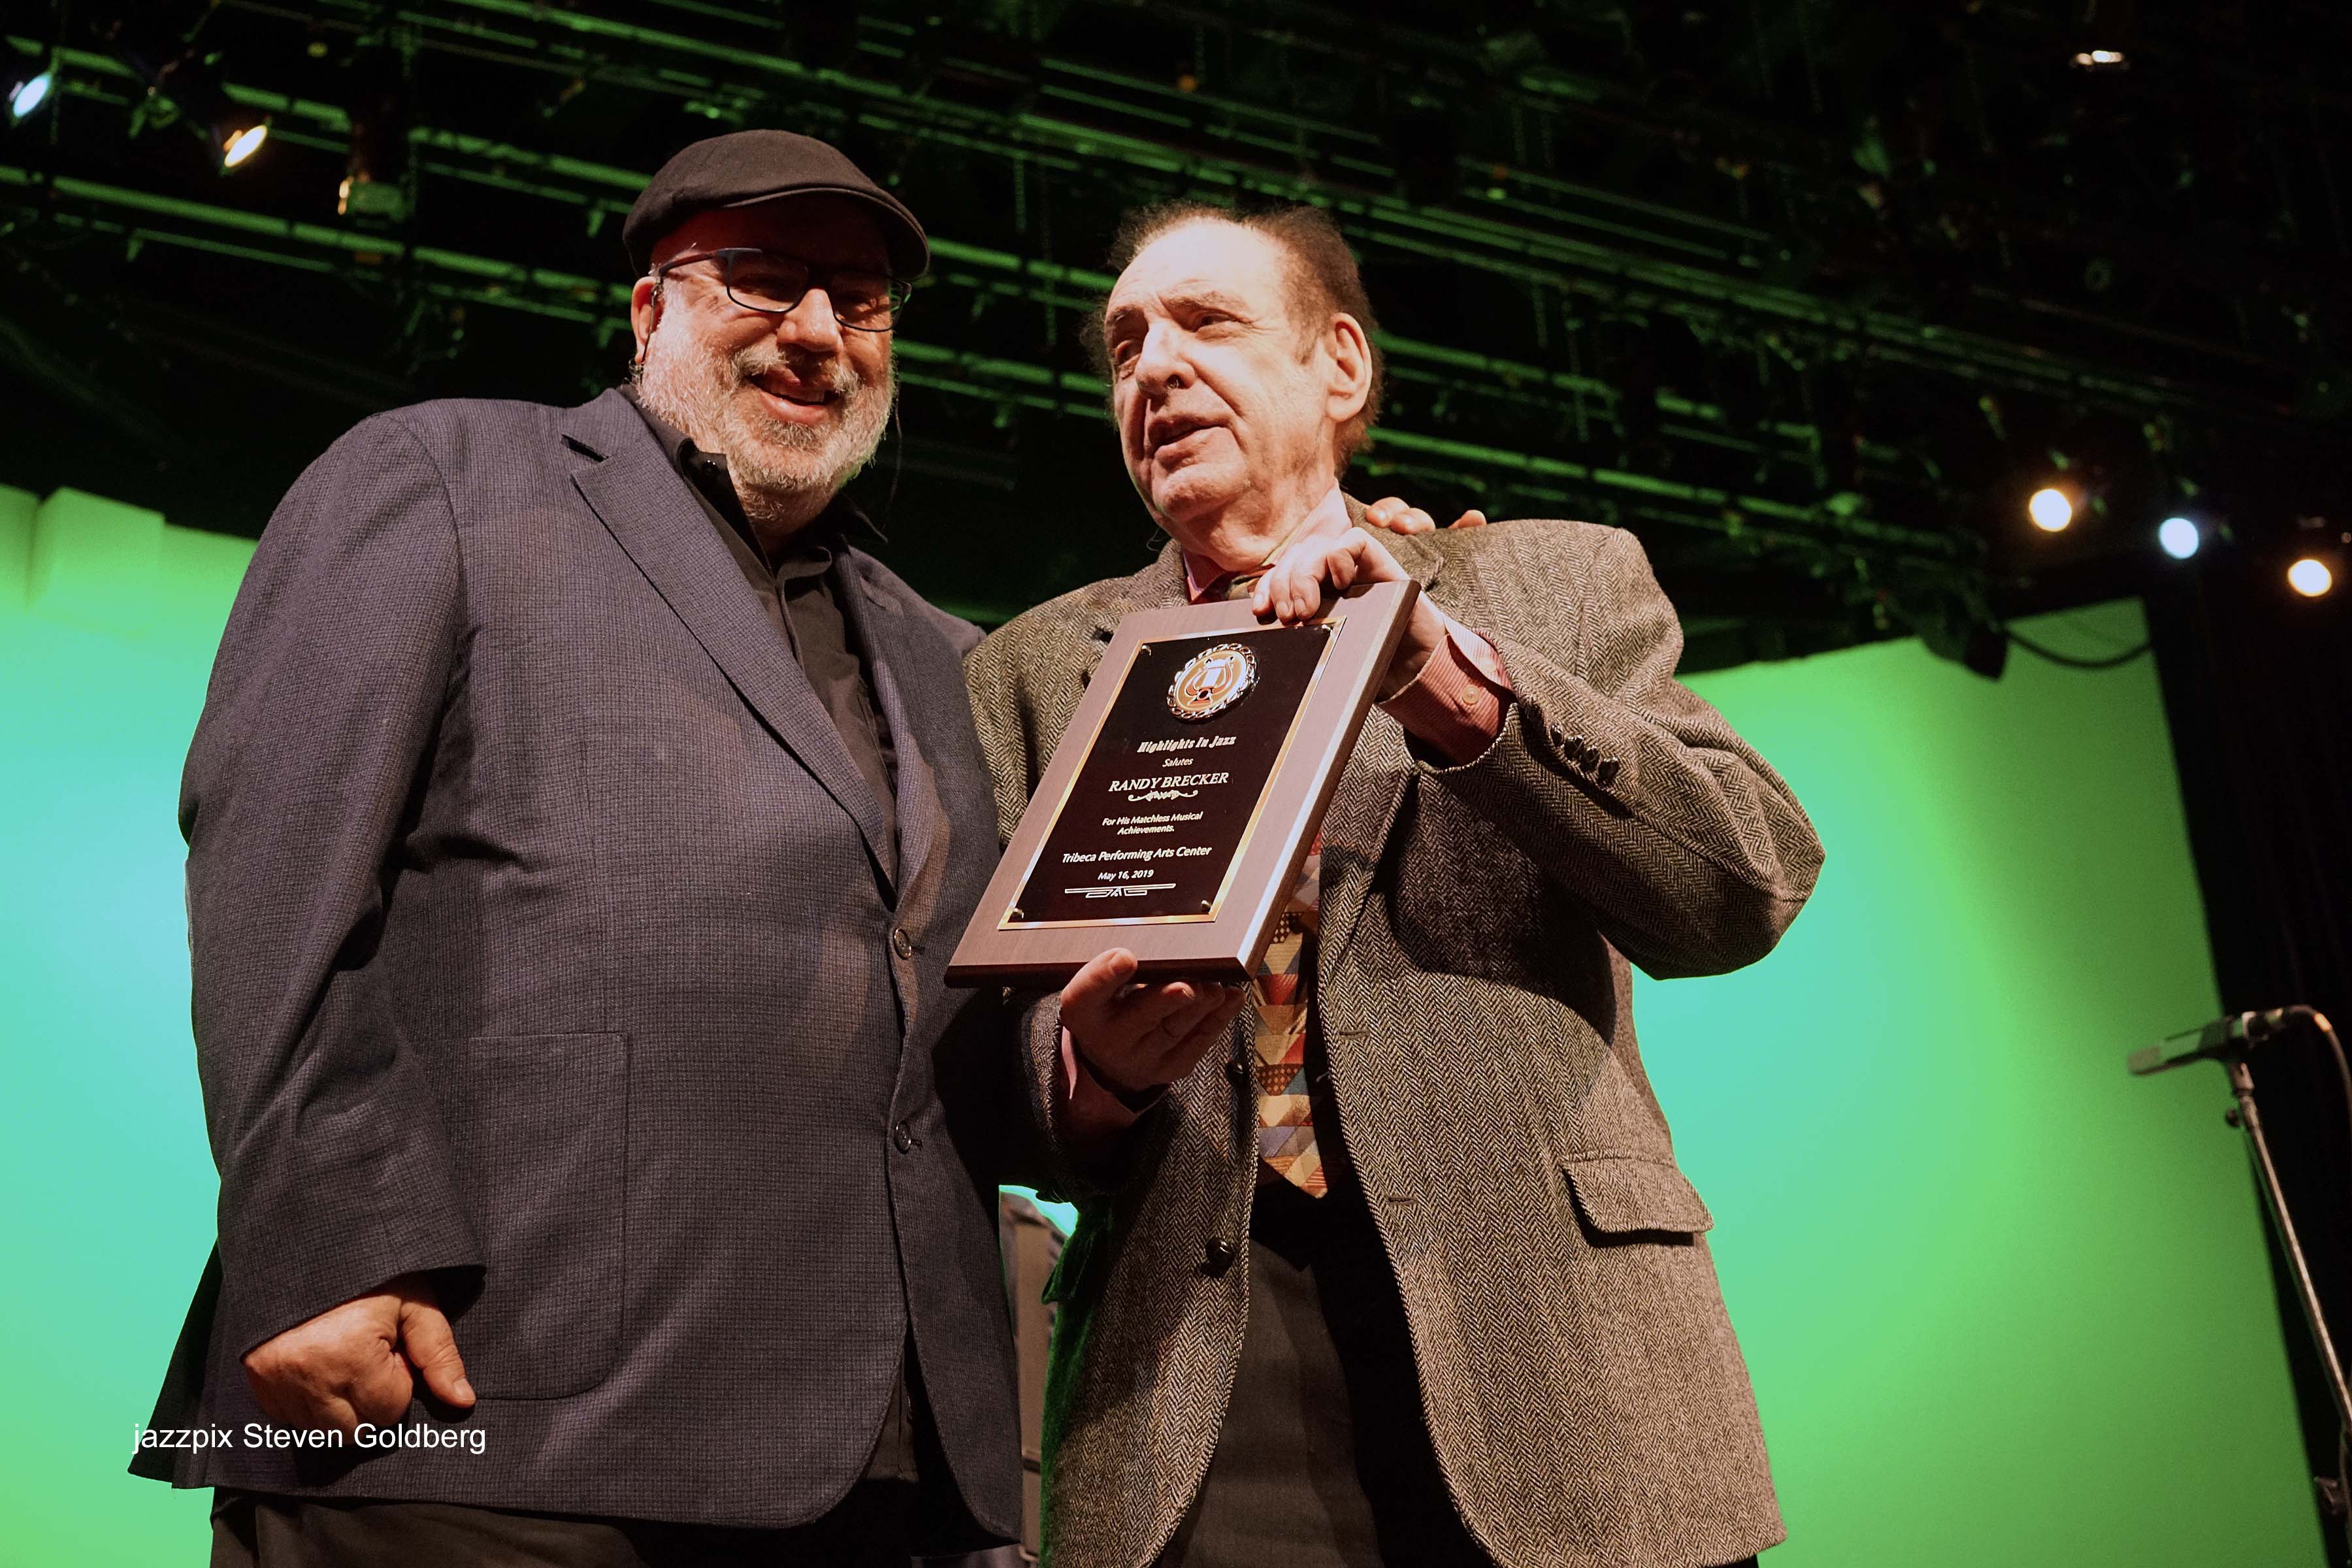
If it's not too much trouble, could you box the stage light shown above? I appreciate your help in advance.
[102,16,270,172]
[172,74,269,172]
[2070,50,2129,69]
[8,70,52,122]
[2158,516,2200,559]
[221,120,267,168]
[2029,487,2074,532]
[2288,557,2334,598]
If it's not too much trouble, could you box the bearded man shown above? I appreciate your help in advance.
[966,204,1823,1568]
[129,130,1062,1567]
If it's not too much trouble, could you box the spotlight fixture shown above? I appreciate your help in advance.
[2028,487,2074,532]
[2157,515,2200,560]
[8,68,52,123]
[167,67,269,171]
[2070,50,2129,70]
[1903,585,2008,681]
[220,118,268,168]
[101,17,270,172]
[2287,557,2334,598]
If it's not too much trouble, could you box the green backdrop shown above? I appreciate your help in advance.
[0,483,2321,1564]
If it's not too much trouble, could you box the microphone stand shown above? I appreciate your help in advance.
[2145,1009,2352,1556]
[2221,1053,2352,1452]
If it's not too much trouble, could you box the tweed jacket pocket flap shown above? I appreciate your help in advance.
[1561,1154,1715,1237]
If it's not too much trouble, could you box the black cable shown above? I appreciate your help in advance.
[2259,1005,2351,1223]
[2006,628,2154,670]
[2302,1010,2352,1228]
[2282,1005,2352,1561]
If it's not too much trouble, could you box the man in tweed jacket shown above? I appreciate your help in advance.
[965,204,1823,1568]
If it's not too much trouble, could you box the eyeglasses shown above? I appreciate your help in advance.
[653,248,913,333]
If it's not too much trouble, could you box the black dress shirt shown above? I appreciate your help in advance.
[623,389,899,878]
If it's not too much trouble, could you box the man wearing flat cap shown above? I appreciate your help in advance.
[127,128,1126,1565]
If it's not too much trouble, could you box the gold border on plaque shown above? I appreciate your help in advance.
[994,612,1345,932]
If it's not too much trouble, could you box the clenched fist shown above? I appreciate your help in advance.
[242,1272,474,1435]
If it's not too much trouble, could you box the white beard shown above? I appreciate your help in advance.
[634,320,893,534]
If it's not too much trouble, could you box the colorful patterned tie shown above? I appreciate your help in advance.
[1209,569,1328,1198]
[1252,851,1326,1196]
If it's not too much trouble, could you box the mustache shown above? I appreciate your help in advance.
[730,346,867,402]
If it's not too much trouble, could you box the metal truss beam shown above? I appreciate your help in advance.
[152,3,2321,430]
[0,158,1971,577]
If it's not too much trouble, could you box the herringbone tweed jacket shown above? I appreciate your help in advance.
[966,506,1823,1568]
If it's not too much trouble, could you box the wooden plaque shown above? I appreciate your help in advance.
[947,578,1420,986]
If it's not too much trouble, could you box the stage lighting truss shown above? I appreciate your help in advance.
[0,52,1982,602]
[7,0,2340,631]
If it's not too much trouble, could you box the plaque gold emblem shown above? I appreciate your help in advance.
[1168,642,1258,721]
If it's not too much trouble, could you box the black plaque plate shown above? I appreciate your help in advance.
[1007,623,1333,927]
[947,578,1419,985]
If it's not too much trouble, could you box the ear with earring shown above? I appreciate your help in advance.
[629,273,662,378]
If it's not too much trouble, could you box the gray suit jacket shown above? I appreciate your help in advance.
[133,388,1023,1534]
[965,511,1823,1568]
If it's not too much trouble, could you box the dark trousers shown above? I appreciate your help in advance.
[1157,1173,1760,1568]
[1158,1171,1488,1568]
[211,1484,921,1568]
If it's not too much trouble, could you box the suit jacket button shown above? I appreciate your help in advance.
[1226,1058,1253,1088]
[890,927,915,959]
[1596,757,1621,787]
[892,1121,918,1153]
[1547,722,1567,749]
[1203,1236,1239,1275]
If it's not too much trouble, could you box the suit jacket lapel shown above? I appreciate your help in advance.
[561,390,898,894]
[838,552,940,905]
[1088,540,1189,644]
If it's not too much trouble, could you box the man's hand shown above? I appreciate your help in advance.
[242,1273,474,1435]
[1252,529,1450,699]
[1062,949,1249,1099]
[1362,496,1489,534]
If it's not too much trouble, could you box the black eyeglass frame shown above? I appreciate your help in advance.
[651,248,915,333]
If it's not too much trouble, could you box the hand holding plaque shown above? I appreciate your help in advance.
[1058,950,1250,1103]
[1247,526,1454,701]
[947,578,1421,986]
